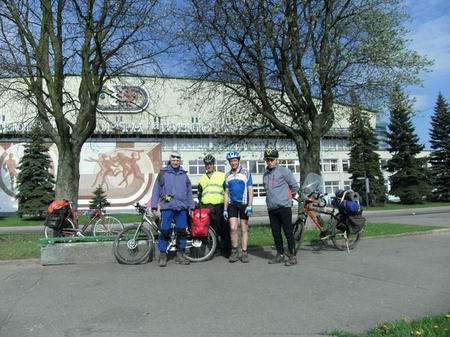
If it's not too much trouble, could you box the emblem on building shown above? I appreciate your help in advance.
[97,85,149,113]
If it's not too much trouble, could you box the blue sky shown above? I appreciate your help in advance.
[406,0,450,148]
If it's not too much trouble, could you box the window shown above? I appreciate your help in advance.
[342,159,350,172]
[343,180,351,191]
[246,160,266,174]
[252,184,266,197]
[192,185,199,199]
[324,181,340,194]
[321,159,339,172]
[191,116,199,123]
[279,159,300,173]
[216,160,227,172]
[115,115,123,123]
[379,159,388,170]
[188,160,205,175]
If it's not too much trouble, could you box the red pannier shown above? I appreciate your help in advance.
[191,208,210,237]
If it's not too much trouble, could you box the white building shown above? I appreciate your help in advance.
[0,76,429,211]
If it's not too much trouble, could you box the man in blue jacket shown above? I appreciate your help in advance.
[262,148,300,266]
[150,152,195,267]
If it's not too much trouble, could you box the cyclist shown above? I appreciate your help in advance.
[198,154,231,257]
[150,151,195,267]
[223,150,253,263]
[262,147,299,266]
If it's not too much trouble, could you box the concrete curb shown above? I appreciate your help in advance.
[361,227,450,240]
[41,241,115,266]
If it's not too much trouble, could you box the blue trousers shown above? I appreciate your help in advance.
[159,209,188,253]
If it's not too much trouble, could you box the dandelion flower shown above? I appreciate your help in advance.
[446,314,450,319]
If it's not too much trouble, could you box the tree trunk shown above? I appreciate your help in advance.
[55,141,81,206]
[295,136,321,186]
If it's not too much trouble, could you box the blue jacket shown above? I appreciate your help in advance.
[150,165,195,211]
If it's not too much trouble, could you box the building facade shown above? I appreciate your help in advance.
[0,76,428,212]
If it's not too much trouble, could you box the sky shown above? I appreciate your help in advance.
[406,0,450,148]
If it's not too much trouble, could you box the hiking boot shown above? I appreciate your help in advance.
[268,253,285,264]
[241,251,249,263]
[229,249,238,263]
[159,252,167,267]
[175,251,190,265]
[284,253,297,266]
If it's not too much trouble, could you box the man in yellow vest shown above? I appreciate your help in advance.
[198,154,231,257]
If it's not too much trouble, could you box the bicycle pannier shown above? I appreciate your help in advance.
[45,207,70,230]
[346,215,366,234]
[191,208,210,237]
[48,199,70,214]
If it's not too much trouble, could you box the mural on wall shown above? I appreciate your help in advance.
[0,141,161,212]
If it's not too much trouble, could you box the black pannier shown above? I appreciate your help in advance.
[45,207,70,230]
[346,215,366,234]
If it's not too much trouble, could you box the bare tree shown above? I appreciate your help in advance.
[184,0,431,181]
[0,0,173,203]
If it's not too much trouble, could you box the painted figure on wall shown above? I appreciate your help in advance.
[3,153,17,191]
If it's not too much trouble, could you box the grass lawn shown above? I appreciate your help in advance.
[329,313,450,337]
[0,213,142,227]
[247,222,439,247]
[0,222,443,260]
[0,233,41,260]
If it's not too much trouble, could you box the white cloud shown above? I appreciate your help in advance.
[408,13,450,73]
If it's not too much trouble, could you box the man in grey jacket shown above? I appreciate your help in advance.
[262,148,300,266]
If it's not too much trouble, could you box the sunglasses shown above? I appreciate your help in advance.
[171,156,181,160]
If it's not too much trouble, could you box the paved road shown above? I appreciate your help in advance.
[1,232,449,337]
[2,206,450,234]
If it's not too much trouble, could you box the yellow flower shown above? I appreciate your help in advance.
[446,314,450,319]
[414,330,422,336]
[433,325,439,328]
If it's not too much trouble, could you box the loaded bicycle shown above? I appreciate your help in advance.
[44,200,124,238]
[113,203,217,265]
[293,173,365,253]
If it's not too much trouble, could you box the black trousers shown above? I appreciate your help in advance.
[268,207,295,255]
[203,204,231,256]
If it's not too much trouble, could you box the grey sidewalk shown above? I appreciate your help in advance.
[1,232,449,337]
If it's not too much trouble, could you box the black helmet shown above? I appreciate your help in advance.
[263,147,279,159]
[203,154,215,165]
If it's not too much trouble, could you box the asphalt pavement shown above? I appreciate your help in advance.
[1,232,449,337]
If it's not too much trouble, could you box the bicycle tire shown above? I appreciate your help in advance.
[330,216,361,251]
[44,217,76,238]
[184,227,217,262]
[113,224,154,265]
[293,218,306,254]
[93,215,124,236]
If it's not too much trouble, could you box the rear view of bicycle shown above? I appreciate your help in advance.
[113,203,217,265]
[44,199,124,238]
[293,173,366,253]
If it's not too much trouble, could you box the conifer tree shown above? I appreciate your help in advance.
[89,185,110,210]
[386,87,429,204]
[16,127,55,218]
[348,93,386,205]
[429,93,450,201]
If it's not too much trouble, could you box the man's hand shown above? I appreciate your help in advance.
[223,210,228,220]
[245,206,253,216]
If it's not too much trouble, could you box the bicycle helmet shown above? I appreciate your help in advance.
[263,147,279,160]
[203,154,215,165]
[226,150,240,161]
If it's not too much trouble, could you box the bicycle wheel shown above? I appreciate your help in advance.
[113,224,154,265]
[44,218,76,238]
[293,218,306,254]
[330,216,361,251]
[93,216,124,236]
[184,228,217,262]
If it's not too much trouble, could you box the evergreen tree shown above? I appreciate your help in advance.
[386,87,429,204]
[348,93,386,206]
[16,127,55,218]
[89,185,110,210]
[429,93,450,201]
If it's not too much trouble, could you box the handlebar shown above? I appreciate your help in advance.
[134,202,147,215]
[294,191,328,208]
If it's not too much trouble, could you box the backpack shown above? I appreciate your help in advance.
[191,208,210,237]
[45,207,70,230]
[48,199,70,214]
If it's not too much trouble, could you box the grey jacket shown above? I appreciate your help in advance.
[263,165,300,210]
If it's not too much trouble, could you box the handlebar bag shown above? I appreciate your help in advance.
[45,207,70,230]
[191,208,210,237]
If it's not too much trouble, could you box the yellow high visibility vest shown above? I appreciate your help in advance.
[198,171,225,205]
